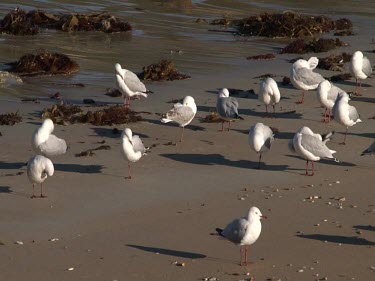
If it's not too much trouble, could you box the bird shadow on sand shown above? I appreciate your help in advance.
[333,80,372,88]
[205,88,258,99]
[297,234,375,246]
[285,155,356,167]
[126,244,206,259]
[350,96,375,103]
[238,108,303,119]
[54,164,103,174]
[353,225,375,232]
[161,153,294,172]
[231,129,295,140]
[0,186,30,197]
[90,127,149,139]
[0,161,26,170]
[144,118,206,132]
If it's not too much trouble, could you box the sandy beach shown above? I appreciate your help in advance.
[0,1,374,280]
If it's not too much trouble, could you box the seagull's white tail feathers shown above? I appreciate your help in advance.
[356,118,362,123]
[136,92,148,98]
[329,149,336,155]
[161,118,172,123]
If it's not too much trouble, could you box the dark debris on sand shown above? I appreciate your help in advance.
[200,112,225,123]
[138,60,191,81]
[42,103,143,126]
[246,53,276,60]
[75,145,111,157]
[211,12,352,38]
[280,38,347,54]
[329,73,352,82]
[0,111,22,125]
[317,52,352,71]
[0,7,132,35]
[6,51,79,76]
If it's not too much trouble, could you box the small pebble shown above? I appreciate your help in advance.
[15,241,23,245]
[297,269,304,273]
[67,267,74,271]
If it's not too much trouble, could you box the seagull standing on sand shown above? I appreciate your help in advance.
[121,128,147,180]
[115,63,149,108]
[290,57,325,104]
[32,118,67,157]
[161,96,197,143]
[258,77,280,115]
[349,51,372,96]
[291,126,337,176]
[216,88,244,131]
[248,123,274,169]
[27,155,54,198]
[361,140,375,155]
[332,92,362,145]
[316,80,346,123]
[216,207,265,266]
[288,126,335,153]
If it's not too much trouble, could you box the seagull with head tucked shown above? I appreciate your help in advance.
[349,51,372,96]
[216,88,244,131]
[27,155,54,198]
[259,77,281,116]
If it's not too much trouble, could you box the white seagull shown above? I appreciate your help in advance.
[216,88,244,131]
[216,206,266,266]
[349,51,372,96]
[316,80,346,123]
[290,57,325,104]
[288,126,335,153]
[32,118,67,157]
[115,63,149,108]
[248,123,275,169]
[27,155,54,198]
[291,126,337,176]
[361,140,375,156]
[121,128,147,179]
[258,77,281,115]
[332,92,362,145]
[161,96,197,142]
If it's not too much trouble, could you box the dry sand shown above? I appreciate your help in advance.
[0,4,375,281]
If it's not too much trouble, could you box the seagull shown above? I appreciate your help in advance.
[258,77,281,116]
[290,57,325,104]
[115,63,149,108]
[32,118,67,157]
[291,126,337,176]
[332,92,362,145]
[27,155,54,198]
[121,128,147,180]
[316,80,346,123]
[288,126,335,153]
[215,207,265,266]
[248,123,274,169]
[361,140,375,155]
[161,96,197,142]
[216,88,244,131]
[349,51,372,96]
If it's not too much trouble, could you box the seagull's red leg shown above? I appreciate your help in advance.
[329,108,332,123]
[245,246,248,266]
[179,127,184,143]
[31,184,36,198]
[323,108,328,123]
[355,79,358,95]
[272,105,276,117]
[126,162,132,179]
[305,160,309,176]
[240,246,243,266]
[219,121,224,132]
[358,80,362,96]
[227,121,231,131]
[257,153,262,169]
[310,161,315,176]
[40,182,47,198]
[340,127,348,145]
[297,91,305,104]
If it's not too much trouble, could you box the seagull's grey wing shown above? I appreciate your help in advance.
[166,106,195,124]
[348,105,360,122]
[132,135,146,153]
[262,125,274,149]
[222,218,248,244]
[39,134,67,156]
[124,70,147,92]
[328,85,344,101]
[362,56,372,76]
[217,97,239,118]
[301,134,334,158]
[295,68,325,86]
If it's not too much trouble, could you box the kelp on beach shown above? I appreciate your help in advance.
[6,52,79,76]
[0,7,132,35]
[317,53,352,71]
[0,112,22,125]
[42,103,143,126]
[211,12,352,38]
[138,60,191,81]
[280,38,347,54]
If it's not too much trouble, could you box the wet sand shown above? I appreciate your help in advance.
[0,1,375,280]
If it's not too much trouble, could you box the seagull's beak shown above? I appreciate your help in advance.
[261,215,267,219]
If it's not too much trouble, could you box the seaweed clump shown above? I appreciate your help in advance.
[0,8,132,35]
[329,73,352,82]
[246,53,275,60]
[75,145,111,157]
[0,111,22,125]
[42,103,142,125]
[6,52,79,76]
[280,38,347,54]
[211,12,352,38]
[138,60,191,81]
[200,112,224,123]
[317,53,352,71]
